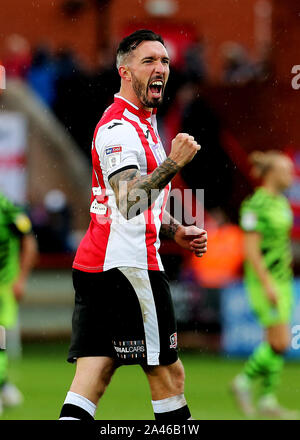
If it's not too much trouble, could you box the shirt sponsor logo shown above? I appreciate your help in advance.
[92,187,103,196]
[170,332,177,349]
[90,199,107,215]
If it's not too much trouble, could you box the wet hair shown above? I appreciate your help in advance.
[116,29,165,69]
[249,150,286,179]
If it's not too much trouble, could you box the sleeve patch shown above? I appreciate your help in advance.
[241,212,258,231]
[105,145,122,169]
[105,146,122,155]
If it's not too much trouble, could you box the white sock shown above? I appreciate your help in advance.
[59,391,96,420]
[152,393,187,413]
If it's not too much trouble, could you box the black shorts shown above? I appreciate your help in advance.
[68,267,178,366]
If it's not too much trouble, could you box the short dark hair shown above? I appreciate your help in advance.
[116,29,165,68]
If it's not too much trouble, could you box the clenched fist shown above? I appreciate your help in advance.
[169,133,201,168]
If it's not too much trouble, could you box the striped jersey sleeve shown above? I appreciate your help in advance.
[95,120,143,180]
[239,192,266,233]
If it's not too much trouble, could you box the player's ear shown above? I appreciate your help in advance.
[119,65,131,82]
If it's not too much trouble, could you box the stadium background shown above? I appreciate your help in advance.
[0,0,299,420]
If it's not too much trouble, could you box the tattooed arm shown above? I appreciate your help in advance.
[108,132,207,257]
[108,132,201,220]
[160,210,181,239]
[108,158,180,219]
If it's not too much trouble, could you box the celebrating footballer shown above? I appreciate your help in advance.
[59,29,207,421]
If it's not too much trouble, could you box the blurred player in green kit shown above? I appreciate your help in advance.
[0,191,37,414]
[231,150,300,419]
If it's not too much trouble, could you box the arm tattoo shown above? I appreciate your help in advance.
[160,211,181,239]
[109,158,180,219]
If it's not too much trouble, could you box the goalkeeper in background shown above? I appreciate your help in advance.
[231,150,299,419]
[0,191,37,415]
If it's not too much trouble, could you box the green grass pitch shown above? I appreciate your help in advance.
[1,342,299,420]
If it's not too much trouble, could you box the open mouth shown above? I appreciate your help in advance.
[148,79,164,99]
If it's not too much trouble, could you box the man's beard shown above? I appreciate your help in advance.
[131,72,164,108]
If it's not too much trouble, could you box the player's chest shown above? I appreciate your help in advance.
[265,201,293,234]
[138,124,167,174]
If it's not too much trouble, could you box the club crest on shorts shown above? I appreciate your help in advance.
[170,332,177,349]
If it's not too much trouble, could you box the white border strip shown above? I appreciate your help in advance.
[118,267,160,365]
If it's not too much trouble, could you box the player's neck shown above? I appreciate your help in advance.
[118,86,153,113]
[262,181,281,196]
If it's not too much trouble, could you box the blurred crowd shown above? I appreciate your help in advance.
[2,34,271,155]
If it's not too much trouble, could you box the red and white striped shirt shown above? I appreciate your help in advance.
[73,95,170,272]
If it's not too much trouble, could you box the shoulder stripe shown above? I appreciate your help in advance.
[122,115,157,172]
